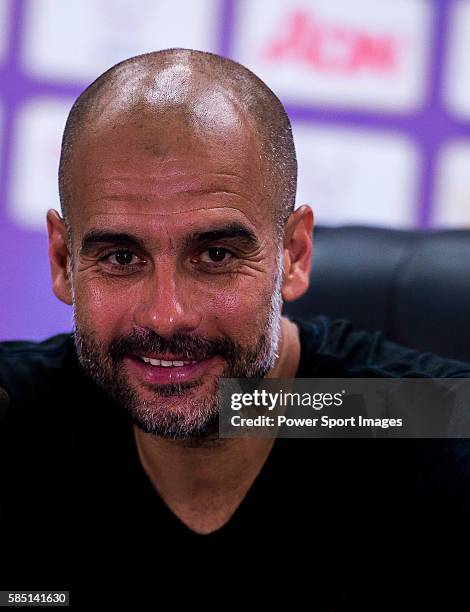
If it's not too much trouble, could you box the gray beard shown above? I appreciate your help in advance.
[72,253,284,441]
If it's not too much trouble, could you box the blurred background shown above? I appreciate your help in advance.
[1,0,469,340]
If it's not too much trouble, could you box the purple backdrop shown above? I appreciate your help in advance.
[1,0,469,340]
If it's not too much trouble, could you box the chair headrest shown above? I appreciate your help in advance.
[284,226,470,362]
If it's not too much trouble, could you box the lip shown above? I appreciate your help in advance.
[132,353,200,362]
[125,354,219,384]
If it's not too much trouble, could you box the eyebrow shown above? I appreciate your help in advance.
[80,231,146,255]
[80,223,260,255]
[182,223,259,249]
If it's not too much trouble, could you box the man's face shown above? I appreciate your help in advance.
[67,112,284,440]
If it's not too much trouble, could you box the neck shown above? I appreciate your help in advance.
[132,316,301,533]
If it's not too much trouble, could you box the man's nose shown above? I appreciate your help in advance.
[132,261,202,336]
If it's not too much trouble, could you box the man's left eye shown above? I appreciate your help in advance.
[199,247,233,264]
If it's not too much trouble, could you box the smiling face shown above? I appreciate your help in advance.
[49,55,313,441]
[55,99,286,440]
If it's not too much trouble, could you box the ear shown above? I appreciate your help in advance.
[47,209,73,306]
[281,204,314,302]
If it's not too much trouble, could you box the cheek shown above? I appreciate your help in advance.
[205,282,276,339]
[73,273,277,342]
[73,280,131,339]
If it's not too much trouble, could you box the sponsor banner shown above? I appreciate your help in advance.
[432,141,470,228]
[8,98,72,230]
[219,378,470,438]
[21,0,218,82]
[293,123,420,227]
[233,0,432,112]
[444,0,470,121]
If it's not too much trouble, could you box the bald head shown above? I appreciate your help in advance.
[58,48,297,244]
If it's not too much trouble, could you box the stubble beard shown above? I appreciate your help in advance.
[72,251,284,441]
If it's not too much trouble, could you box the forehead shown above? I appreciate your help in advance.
[67,110,271,239]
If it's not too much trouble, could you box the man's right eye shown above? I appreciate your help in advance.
[103,250,141,267]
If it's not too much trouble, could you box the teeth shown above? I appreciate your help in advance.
[139,356,198,367]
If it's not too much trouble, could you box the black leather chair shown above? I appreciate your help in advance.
[284,226,470,363]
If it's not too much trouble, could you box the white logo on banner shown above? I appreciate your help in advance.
[293,124,420,227]
[8,98,72,231]
[432,142,470,228]
[233,0,432,112]
[0,0,10,63]
[444,0,470,121]
[21,0,218,82]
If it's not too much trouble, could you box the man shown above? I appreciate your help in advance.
[1,49,469,610]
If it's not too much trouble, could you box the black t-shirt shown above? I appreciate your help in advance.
[1,316,470,610]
